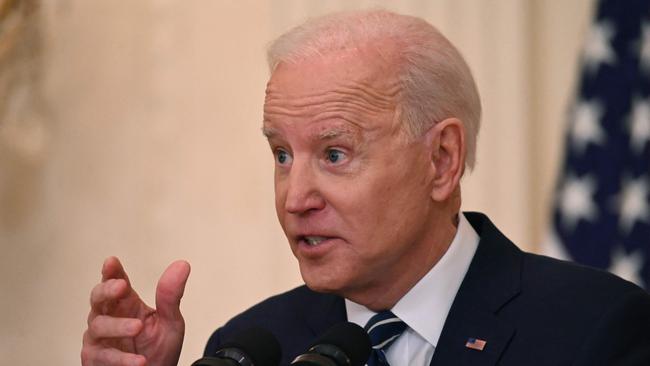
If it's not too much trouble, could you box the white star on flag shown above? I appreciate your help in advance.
[616,176,650,234]
[571,100,606,154]
[558,174,598,231]
[639,21,650,74]
[583,21,617,74]
[628,97,650,153]
[609,246,645,287]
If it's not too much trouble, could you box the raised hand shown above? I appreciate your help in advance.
[81,257,191,366]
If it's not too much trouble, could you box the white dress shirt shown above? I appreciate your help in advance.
[346,213,480,365]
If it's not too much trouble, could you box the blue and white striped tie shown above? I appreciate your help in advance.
[364,311,407,366]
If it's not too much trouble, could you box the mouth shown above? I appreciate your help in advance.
[302,236,330,246]
[294,235,340,258]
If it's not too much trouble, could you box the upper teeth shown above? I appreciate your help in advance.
[305,236,327,246]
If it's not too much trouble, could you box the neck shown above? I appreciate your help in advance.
[346,201,461,311]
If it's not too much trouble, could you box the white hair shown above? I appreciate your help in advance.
[267,9,482,170]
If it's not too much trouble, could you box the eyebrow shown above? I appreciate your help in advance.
[317,127,356,140]
[261,126,278,139]
[261,126,358,142]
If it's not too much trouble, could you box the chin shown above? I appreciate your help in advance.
[299,265,349,295]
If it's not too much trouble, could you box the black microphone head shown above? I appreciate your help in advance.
[218,327,282,366]
[312,322,371,366]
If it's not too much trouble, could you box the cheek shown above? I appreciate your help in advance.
[364,163,432,234]
[273,175,287,220]
[325,177,397,244]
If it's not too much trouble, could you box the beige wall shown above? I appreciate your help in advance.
[0,1,593,365]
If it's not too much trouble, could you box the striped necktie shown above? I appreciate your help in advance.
[364,310,407,366]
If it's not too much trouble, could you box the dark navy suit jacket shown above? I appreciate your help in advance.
[204,212,650,365]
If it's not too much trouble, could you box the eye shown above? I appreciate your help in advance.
[326,149,346,164]
[275,149,292,165]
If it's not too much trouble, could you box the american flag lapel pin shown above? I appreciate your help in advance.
[465,337,487,351]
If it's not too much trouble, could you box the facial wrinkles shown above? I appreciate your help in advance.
[264,80,401,125]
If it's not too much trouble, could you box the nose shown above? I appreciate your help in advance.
[282,159,326,215]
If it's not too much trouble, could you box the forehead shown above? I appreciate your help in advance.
[267,47,399,93]
[263,48,402,136]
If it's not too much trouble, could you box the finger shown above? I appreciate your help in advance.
[101,257,132,286]
[81,345,146,366]
[87,315,143,340]
[155,260,191,321]
[90,279,129,314]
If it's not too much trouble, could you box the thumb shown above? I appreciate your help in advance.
[155,260,191,322]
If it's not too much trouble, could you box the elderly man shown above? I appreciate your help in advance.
[81,10,650,366]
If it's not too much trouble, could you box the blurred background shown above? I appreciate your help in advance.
[0,0,621,365]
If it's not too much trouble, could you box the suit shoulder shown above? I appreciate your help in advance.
[519,251,648,306]
[523,252,640,288]
[508,253,650,364]
[225,285,323,325]
[207,285,315,336]
[203,285,339,356]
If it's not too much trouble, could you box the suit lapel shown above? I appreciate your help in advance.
[430,212,522,366]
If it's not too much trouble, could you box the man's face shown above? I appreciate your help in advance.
[263,49,439,302]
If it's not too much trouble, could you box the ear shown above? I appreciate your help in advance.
[428,118,466,202]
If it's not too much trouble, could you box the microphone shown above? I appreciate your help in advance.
[191,327,281,366]
[291,322,371,366]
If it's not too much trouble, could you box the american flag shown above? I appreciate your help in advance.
[465,338,487,351]
[546,0,650,289]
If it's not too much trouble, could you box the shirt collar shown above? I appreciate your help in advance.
[345,212,479,347]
